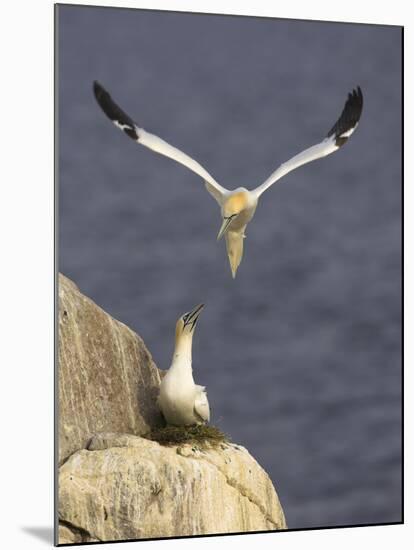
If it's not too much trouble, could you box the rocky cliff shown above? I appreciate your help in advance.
[58,274,163,464]
[57,274,287,543]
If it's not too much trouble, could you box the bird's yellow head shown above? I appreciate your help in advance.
[175,303,204,344]
[217,192,249,240]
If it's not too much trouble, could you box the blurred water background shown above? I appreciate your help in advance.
[57,5,402,530]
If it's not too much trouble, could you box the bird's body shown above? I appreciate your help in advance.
[219,188,258,277]
[93,81,363,277]
[157,304,210,426]
[220,189,258,230]
[159,365,208,426]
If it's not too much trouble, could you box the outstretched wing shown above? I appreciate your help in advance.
[93,81,228,204]
[194,385,210,423]
[253,87,363,197]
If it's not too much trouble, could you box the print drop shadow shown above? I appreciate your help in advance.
[21,526,53,544]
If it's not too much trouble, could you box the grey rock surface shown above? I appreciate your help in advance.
[57,275,286,542]
[59,433,286,542]
[58,273,163,463]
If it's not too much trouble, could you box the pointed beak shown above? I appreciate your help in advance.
[189,303,204,319]
[217,216,234,240]
[184,303,205,331]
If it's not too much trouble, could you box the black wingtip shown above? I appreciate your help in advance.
[93,80,107,103]
[326,86,364,143]
[92,81,138,136]
[93,80,115,121]
[357,86,364,108]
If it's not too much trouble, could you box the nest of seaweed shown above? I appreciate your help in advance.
[143,424,230,448]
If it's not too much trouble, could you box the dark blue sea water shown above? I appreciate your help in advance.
[58,6,402,530]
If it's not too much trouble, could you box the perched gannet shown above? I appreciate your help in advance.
[157,303,210,426]
[93,81,363,277]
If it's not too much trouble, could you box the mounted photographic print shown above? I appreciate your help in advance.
[55,3,403,545]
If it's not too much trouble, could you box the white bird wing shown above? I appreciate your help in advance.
[93,81,228,204]
[194,385,210,423]
[253,87,363,197]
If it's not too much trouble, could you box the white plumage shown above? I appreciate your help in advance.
[157,304,210,426]
[94,82,363,277]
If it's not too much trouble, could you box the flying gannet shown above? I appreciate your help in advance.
[157,303,210,426]
[93,81,363,278]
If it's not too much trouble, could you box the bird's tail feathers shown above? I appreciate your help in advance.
[225,231,244,278]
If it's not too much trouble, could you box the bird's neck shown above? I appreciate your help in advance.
[172,335,193,369]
